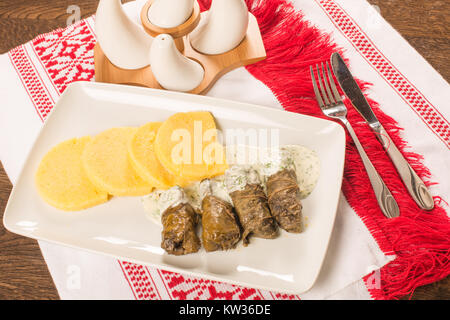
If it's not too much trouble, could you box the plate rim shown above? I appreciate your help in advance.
[3,81,346,295]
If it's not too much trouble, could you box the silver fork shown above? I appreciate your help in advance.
[310,62,399,219]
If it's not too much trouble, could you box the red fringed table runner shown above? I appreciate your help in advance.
[1,0,449,299]
[234,0,450,299]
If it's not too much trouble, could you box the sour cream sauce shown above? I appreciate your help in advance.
[142,145,320,225]
[142,186,189,225]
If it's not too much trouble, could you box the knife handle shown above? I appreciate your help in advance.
[374,126,434,211]
[343,120,400,218]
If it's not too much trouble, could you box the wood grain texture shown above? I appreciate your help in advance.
[0,0,448,300]
[0,163,59,299]
[367,0,450,81]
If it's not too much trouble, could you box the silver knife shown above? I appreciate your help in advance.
[331,52,434,211]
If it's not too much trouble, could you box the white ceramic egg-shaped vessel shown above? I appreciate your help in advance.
[95,0,152,70]
[150,34,204,92]
[190,0,249,55]
[148,0,194,28]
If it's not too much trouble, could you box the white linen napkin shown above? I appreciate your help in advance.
[1,0,448,299]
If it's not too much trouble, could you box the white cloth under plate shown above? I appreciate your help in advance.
[0,0,448,299]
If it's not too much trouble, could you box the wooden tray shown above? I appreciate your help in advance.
[94,9,266,95]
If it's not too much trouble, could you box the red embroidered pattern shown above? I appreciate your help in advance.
[157,269,264,300]
[119,261,161,300]
[8,46,54,121]
[31,20,96,94]
[8,0,449,301]
[119,261,295,300]
[272,292,300,300]
[316,0,450,148]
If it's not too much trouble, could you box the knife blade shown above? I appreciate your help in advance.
[331,52,434,211]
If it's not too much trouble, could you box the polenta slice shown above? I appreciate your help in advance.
[154,111,228,181]
[129,122,187,189]
[82,127,153,196]
[35,137,108,211]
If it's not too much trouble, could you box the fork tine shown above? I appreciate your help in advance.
[321,62,335,105]
[326,61,343,103]
[310,66,325,109]
[316,64,330,106]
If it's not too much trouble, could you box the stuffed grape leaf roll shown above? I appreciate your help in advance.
[160,186,201,255]
[266,169,303,233]
[199,180,241,252]
[225,166,278,246]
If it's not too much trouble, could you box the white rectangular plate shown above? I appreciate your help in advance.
[4,82,345,294]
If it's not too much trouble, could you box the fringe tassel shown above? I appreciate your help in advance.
[197,0,450,299]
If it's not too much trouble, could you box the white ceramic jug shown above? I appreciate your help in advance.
[150,34,204,92]
[148,0,194,28]
[95,0,153,69]
[190,0,249,55]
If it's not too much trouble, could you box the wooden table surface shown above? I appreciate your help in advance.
[0,0,449,300]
